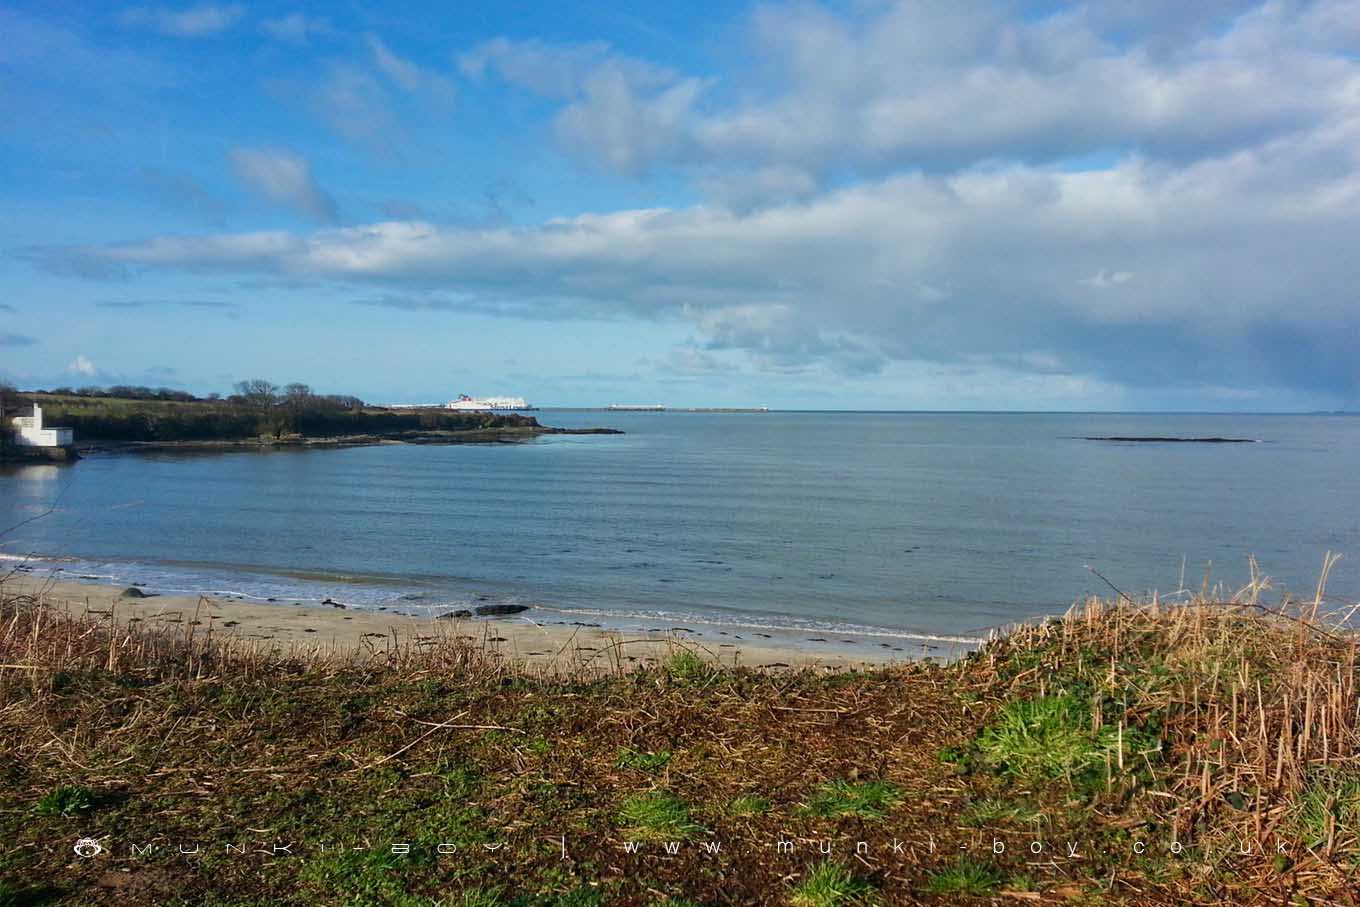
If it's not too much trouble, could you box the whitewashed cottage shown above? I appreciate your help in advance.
[10,404,74,447]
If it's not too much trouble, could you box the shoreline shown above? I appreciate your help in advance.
[69,425,623,457]
[0,572,966,671]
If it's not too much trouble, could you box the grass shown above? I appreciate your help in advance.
[441,889,504,907]
[34,785,95,818]
[723,794,771,818]
[514,887,605,907]
[801,780,901,819]
[616,791,705,841]
[787,862,877,907]
[663,649,713,683]
[958,797,1042,826]
[300,842,437,906]
[921,859,1004,896]
[616,747,673,772]
[1292,765,1360,852]
[971,695,1133,784]
[3,570,1360,904]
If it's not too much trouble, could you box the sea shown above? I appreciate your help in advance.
[2,412,1358,647]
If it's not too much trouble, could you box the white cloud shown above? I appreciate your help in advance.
[119,4,244,38]
[229,148,338,224]
[463,1,1360,191]
[276,39,453,154]
[68,355,97,376]
[460,38,706,175]
[1082,270,1134,288]
[555,69,706,174]
[54,121,1360,396]
[367,36,455,103]
[459,38,618,97]
[260,13,330,45]
[305,64,399,149]
[698,165,818,211]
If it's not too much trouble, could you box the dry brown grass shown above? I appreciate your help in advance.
[2,564,1358,905]
[958,556,1360,897]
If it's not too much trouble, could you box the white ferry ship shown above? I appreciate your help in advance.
[446,394,534,412]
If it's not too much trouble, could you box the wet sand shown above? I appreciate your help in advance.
[0,573,970,672]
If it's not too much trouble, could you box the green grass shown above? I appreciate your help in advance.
[921,859,1004,896]
[301,843,436,906]
[438,889,504,907]
[788,862,878,907]
[1292,766,1360,851]
[617,791,705,841]
[511,887,605,907]
[971,695,1143,784]
[663,650,713,683]
[616,747,673,772]
[802,780,901,819]
[959,797,1042,826]
[723,794,771,818]
[34,785,95,818]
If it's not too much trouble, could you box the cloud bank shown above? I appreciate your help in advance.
[463,0,1360,187]
[55,133,1360,395]
[26,0,1360,404]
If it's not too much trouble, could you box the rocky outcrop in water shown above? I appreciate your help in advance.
[1083,436,1258,443]
[473,604,531,616]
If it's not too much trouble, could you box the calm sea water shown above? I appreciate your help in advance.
[2,412,1357,641]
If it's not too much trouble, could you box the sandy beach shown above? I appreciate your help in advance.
[0,571,967,672]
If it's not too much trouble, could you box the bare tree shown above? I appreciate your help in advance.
[283,383,313,403]
[233,379,278,407]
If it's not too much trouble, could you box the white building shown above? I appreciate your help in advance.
[11,405,74,447]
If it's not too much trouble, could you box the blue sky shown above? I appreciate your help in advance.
[2,1,1358,410]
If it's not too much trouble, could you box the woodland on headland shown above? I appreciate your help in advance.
[0,381,554,449]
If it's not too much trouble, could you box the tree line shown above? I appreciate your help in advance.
[1,379,530,443]
[229,380,365,412]
[7,381,367,411]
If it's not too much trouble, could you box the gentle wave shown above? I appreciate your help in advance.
[0,550,982,646]
[530,603,986,645]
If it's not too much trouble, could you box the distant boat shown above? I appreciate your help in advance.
[606,404,666,411]
[446,394,534,412]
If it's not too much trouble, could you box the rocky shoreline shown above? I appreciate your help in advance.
[0,444,79,464]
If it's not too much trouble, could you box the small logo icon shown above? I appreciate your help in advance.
[73,837,103,858]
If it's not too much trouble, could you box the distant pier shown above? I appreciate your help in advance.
[602,405,770,413]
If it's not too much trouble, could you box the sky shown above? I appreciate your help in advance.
[1,1,1358,410]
